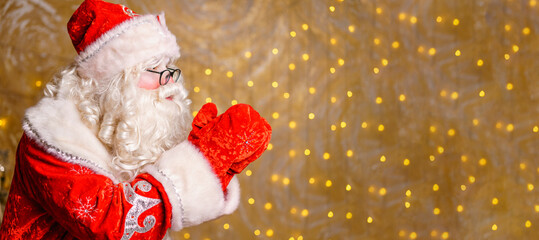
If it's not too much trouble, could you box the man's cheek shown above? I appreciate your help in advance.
[137,74,160,90]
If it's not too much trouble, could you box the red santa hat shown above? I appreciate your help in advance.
[68,0,180,81]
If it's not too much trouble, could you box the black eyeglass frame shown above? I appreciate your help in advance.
[146,68,182,85]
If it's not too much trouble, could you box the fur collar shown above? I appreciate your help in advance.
[24,97,120,183]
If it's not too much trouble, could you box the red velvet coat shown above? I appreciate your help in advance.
[0,98,240,239]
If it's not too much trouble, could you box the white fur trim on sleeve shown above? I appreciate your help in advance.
[152,141,240,231]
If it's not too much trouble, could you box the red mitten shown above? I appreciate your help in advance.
[188,103,272,191]
[189,102,218,146]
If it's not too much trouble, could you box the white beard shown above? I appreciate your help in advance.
[99,80,192,180]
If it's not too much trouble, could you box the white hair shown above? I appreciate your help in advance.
[45,58,192,180]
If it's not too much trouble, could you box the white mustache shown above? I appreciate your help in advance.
[158,82,181,99]
[154,82,192,110]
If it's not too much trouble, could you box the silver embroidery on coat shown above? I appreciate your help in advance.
[73,196,97,223]
[121,181,161,240]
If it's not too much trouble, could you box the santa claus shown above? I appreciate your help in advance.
[0,0,271,239]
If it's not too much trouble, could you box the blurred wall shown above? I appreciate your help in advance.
[0,0,538,239]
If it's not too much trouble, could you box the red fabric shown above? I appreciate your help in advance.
[0,134,172,239]
[189,103,272,191]
[68,0,139,54]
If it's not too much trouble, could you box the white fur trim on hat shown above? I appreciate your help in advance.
[76,13,180,82]
[152,141,241,231]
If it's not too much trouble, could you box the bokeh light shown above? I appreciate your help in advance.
[0,1,537,239]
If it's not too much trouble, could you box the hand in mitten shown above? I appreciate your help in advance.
[188,103,272,191]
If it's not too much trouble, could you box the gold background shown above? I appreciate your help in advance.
[1,0,538,239]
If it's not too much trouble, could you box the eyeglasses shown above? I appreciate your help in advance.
[146,68,182,85]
